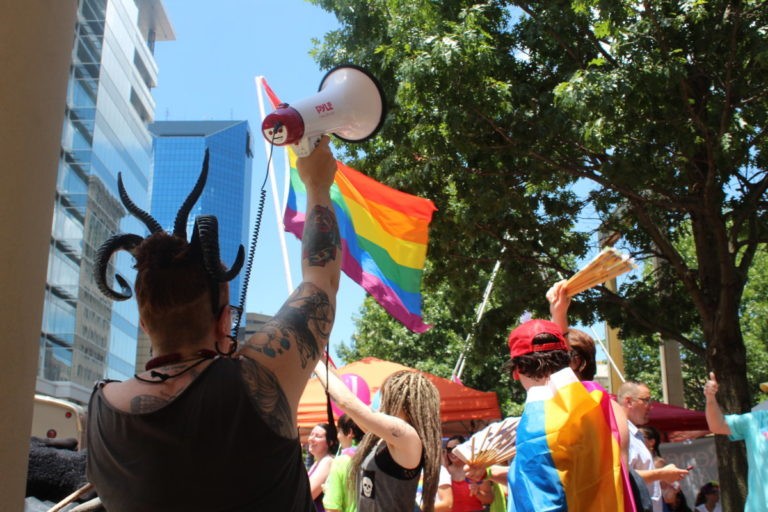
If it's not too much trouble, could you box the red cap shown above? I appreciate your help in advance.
[507,319,569,359]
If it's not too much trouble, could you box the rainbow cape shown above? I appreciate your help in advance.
[260,78,436,332]
[508,368,634,512]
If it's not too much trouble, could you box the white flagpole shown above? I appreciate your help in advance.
[255,76,293,293]
[589,324,626,383]
[452,250,505,382]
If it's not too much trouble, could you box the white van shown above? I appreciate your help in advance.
[31,394,86,449]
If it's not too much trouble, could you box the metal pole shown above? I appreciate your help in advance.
[452,252,505,382]
[255,76,293,292]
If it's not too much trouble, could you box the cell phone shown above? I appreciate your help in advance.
[686,465,694,470]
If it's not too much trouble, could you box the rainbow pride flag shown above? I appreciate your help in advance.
[508,368,634,512]
[260,78,436,332]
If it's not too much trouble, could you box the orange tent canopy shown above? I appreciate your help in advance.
[298,357,501,438]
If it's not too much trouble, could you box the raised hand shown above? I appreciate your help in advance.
[703,372,719,399]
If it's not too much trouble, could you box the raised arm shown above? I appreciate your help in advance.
[314,362,423,469]
[237,137,341,437]
[704,372,731,435]
[547,279,571,333]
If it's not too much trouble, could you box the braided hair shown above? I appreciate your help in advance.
[349,370,442,512]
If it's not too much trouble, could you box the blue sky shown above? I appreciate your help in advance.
[152,0,365,361]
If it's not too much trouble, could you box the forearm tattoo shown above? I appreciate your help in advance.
[242,283,334,368]
[239,357,296,438]
[303,205,341,267]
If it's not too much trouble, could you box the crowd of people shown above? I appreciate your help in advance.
[84,140,765,512]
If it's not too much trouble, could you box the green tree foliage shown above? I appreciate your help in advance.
[309,1,767,507]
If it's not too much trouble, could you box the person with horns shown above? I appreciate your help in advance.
[86,137,341,511]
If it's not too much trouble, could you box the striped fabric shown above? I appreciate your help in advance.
[508,368,634,512]
[260,78,436,332]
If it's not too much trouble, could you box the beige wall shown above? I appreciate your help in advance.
[0,0,77,508]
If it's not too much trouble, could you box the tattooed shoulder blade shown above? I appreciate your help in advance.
[239,357,296,439]
[243,282,334,369]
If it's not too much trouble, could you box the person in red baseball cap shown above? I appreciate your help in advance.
[505,318,571,387]
[504,318,633,512]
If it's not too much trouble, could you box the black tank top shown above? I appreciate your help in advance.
[86,357,313,512]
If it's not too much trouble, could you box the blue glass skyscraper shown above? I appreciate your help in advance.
[38,0,173,403]
[148,121,254,311]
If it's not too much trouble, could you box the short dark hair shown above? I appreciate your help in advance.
[134,233,227,348]
[445,435,465,447]
[337,414,364,443]
[508,333,571,379]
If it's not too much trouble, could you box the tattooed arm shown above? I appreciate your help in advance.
[314,361,422,469]
[297,135,341,304]
[237,137,340,431]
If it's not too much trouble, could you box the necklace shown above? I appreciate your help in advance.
[135,349,218,383]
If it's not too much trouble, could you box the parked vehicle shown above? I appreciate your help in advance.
[31,393,86,449]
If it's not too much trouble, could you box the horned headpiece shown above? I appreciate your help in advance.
[94,150,245,303]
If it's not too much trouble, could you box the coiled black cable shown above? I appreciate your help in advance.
[231,132,279,341]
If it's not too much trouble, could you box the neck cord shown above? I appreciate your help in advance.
[134,349,218,383]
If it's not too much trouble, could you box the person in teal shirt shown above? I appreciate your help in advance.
[704,373,768,512]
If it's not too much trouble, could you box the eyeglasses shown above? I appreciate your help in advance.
[634,396,652,404]
[219,304,243,335]
[229,305,243,333]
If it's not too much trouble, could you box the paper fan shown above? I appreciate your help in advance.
[451,417,520,467]
[564,247,636,297]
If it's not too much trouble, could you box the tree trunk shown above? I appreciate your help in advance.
[706,313,750,511]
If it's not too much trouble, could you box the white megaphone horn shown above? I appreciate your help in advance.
[261,65,386,157]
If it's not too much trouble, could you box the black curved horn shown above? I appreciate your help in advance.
[117,173,163,234]
[191,215,245,282]
[174,149,210,239]
[94,233,144,300]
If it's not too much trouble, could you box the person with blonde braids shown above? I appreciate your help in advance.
[315,366,442,512]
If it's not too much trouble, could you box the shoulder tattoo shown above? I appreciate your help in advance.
[242,282,334,368]
[239,356,296,438]
[130,393,171,414]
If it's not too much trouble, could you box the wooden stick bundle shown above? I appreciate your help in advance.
[451,417,520,467]
[564,247,636,297]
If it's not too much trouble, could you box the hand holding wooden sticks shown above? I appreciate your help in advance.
[564,247,636,297]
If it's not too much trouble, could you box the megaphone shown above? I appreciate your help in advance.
[261,65,386,157]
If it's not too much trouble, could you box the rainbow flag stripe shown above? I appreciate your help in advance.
[260,77,435,332]
[284,153,436,332]
[509,369,633,512]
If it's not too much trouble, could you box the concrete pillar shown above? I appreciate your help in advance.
[0,0,77,508]
[660,338,685,406]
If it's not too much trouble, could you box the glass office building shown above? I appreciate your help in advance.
[148,121,254,313]
[38,0,173,403]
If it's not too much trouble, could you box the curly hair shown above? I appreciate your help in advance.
[349,371,442,511]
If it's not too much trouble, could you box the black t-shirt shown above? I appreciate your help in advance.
[87,357,313,512]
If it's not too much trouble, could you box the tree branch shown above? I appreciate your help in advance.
[599,285,704,356]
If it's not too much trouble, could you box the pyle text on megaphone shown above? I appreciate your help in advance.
[261,65,386,157]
